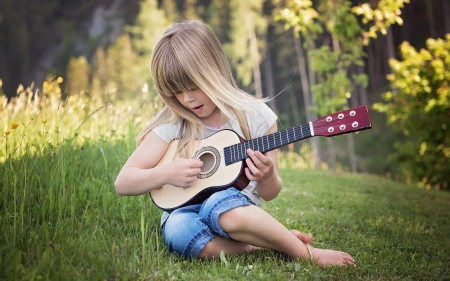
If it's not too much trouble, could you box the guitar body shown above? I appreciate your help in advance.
[150,129,249,211]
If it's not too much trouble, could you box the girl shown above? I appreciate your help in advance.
[115,20,356,267]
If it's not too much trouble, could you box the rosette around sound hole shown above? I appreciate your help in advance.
[194,146,221,179]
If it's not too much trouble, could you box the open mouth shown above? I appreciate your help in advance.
[192,105,204,112]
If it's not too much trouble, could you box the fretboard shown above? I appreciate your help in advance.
[224,123,312,166]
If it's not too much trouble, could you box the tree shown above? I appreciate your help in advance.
[374,35,450,189]
[226,0,267,98]
[276,0,409,172]
[126,0,172,89]
[65,57,90,96]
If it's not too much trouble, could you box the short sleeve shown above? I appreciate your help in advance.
[247,103,278,138]
[152,122,181,143]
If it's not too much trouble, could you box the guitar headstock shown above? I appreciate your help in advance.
[312,105,372,137]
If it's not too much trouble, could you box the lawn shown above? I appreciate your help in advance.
[1,143,449,280]
[1,88,449,280]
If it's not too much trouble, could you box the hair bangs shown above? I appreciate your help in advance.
[153,41,197,97]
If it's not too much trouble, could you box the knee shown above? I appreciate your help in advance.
[218,206,251,233]
[163,212,190,242]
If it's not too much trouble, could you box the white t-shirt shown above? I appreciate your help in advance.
[152,102,278,224]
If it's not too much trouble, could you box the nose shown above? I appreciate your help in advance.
[183,90,195,103]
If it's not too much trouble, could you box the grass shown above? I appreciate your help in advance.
[2,146,450,280]
[1,84,450,280]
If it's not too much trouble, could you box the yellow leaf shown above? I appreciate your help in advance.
[419,142,427,155]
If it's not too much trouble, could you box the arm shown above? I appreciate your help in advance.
[244,123,282,201]
[114,131,203,196]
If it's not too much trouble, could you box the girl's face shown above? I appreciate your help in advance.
[174,88,221,123]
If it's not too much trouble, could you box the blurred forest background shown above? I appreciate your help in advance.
[0,0,449,190]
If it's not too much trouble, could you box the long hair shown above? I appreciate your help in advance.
[137,20,268,158]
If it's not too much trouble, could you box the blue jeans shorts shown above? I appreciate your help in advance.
[162,187,254,258]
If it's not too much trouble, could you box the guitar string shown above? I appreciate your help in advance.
[217,117,366,163]
[223,124,312,163]
[222,121,366,164]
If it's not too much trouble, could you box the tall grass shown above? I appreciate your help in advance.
[1,80,163,280]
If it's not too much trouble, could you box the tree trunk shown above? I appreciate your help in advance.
[357,65,369,105]
[346,133,357,173]
[326,137,336,171]
[294,33,320,169]
[293,35,313,121]
[444,0,450,34]
[424,0,436,38]
[264,29,277,111]
[386,26,396,70]
[347,74,359,173]
[305,34,321,169]
[249,17,263,99]
[367,44,376,90]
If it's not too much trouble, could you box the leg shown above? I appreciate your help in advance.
[199,229,312,259]
[199,236,256,259]
[162,204,215,258]
[219,205,356,267]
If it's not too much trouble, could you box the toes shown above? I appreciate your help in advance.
[289,229,313,244]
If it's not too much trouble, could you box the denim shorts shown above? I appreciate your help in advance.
[162,187,254,258]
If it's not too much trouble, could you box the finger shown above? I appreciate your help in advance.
[191,168,202,175]
[191,159,204,167]
[246,158,261,175]
[248,150,272,171]
[244,167,257,181]
[246,149,263,168]
[253,150,270,165]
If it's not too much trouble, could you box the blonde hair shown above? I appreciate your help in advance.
[138,20,267,158]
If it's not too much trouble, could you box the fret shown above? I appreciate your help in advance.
[230,144,234,163]
[237,143,240,160]
[265,135,268,152]
[237,143,241,161]
[270,134,275,148]
[224,122,316,165]
[267,134,275,149]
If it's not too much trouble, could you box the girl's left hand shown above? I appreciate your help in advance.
[245,149,276,182]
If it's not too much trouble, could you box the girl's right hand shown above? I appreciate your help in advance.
[165,158,203,188]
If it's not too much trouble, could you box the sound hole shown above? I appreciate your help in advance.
[194,146,221,179]
[198,152,216,174]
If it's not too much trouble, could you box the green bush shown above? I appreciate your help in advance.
[374,35,450,189]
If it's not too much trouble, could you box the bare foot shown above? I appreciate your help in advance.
[310,247,356,267]
[289,229,313,244]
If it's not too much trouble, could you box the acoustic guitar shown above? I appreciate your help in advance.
[150,105,372,211]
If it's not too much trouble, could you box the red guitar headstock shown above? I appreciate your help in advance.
[312,106,372,137]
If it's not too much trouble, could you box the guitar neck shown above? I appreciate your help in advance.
[224,122,313,166]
